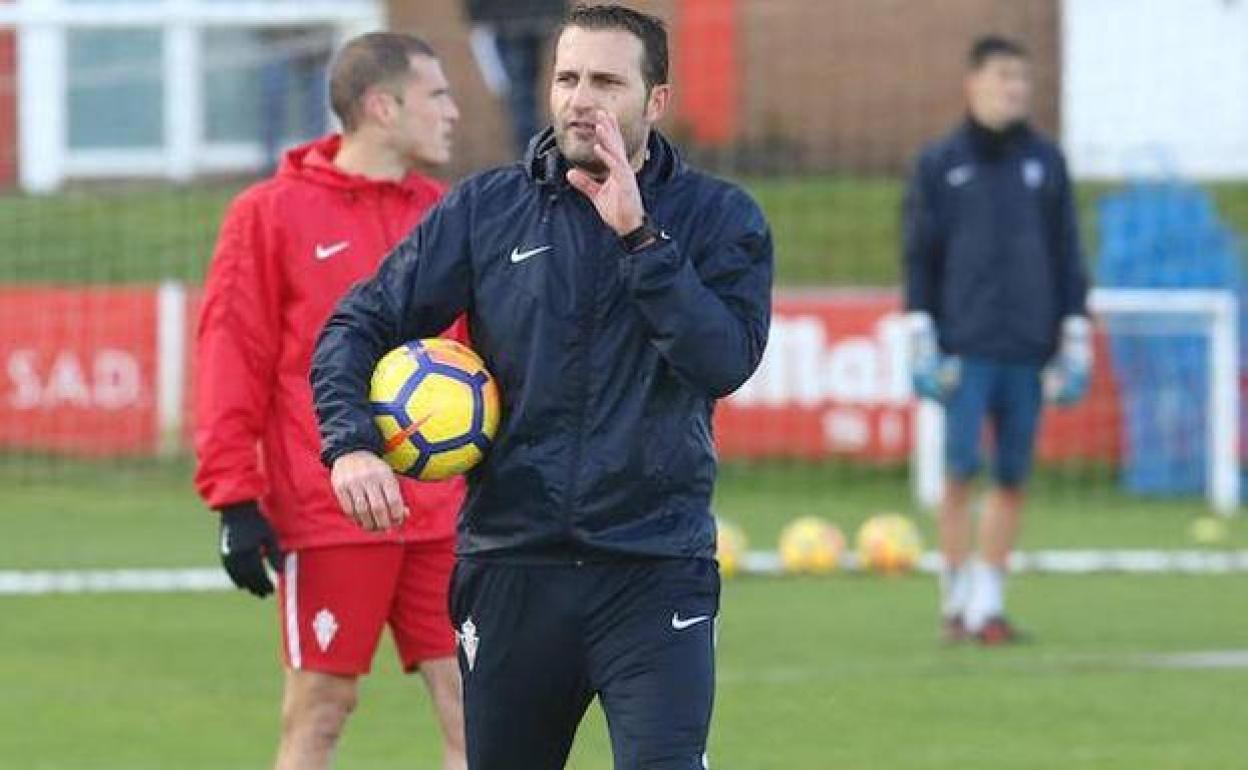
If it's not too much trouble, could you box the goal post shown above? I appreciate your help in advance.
[913,287,1240,516]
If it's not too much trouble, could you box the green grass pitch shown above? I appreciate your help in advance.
[2,459,1246,768]
[2,175,1248,766]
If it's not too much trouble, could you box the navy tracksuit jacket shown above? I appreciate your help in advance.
[904,118,1088,364]
[311,128,774,560]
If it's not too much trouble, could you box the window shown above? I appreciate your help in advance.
[14,0,380,191]
[67,28,163,149]
[201,26,332,147]
[201,27,263,144]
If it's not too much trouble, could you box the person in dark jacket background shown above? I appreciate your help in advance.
[465,0,568,157]
[903,36,1091,645]
[257,26,334,173]
[312,5,772,768]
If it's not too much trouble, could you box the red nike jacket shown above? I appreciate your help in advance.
[194,135,465,550]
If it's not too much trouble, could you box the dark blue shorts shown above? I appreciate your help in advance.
[944,358,1044,487]
[449,556,719,770]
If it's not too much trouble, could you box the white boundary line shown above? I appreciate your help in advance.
[0,568,228,596]
[716,649,1248,682]
[742,549,1248,576]
[3,550,1248,595]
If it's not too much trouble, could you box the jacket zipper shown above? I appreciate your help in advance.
[564,198,603,533]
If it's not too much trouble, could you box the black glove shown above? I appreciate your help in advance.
[218,501,283,598]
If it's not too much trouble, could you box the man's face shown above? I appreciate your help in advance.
[966,55,1031,128]
[386,55,459,167]
[550,26,667,175]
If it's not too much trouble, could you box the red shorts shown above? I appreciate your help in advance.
[276,539,456,675]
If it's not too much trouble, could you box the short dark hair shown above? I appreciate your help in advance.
[329,32,437,133]
[563,4,669,90]
[967,35,1028,70]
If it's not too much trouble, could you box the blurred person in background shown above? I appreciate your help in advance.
[194,32,466,770]
[464,0,568,157]
[903,35,1091,645]
[258,26,335,174]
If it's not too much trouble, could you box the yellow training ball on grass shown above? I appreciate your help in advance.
[856,513,923,574]
[369,338,500,481]
[716,519,748,577]
[778,516,846,574]
[1189,516,1229,546]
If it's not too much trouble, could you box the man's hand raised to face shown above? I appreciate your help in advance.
[566,109,648,238]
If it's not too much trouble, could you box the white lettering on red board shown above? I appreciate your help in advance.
[6,349,143,410]
[731,312,912,408]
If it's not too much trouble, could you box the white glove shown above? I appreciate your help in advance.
[907,311,960,402]
[1043,315,1092,405]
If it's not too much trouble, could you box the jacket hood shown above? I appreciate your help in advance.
[277,134,442,195]
[523,127,685,191]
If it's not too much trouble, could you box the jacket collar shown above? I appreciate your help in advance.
[523,127,684,191]
[960,116,1030,160]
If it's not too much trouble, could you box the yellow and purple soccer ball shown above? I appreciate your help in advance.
[855,513,923,574]
[369,338,500,481]
[778,516,846,575]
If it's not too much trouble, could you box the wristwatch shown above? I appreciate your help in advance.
[620,215,664,252]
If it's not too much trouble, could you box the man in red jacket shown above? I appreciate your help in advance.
[194,33,465,770]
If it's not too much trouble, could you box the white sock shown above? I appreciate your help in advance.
[939,562,971,620]
[965,559,1005,632]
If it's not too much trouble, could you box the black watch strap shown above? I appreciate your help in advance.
[620,216,660,252]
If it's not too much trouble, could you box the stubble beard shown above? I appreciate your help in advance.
[555,121,645,179]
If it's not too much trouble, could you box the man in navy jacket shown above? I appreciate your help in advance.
[312,5,772,767]
[904,36,1090,645]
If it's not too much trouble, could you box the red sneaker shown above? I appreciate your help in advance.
[974,616,1028,646]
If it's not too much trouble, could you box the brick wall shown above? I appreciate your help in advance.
[735,0,1058,173]
[387,0,1057,177]
[0,1,17,188]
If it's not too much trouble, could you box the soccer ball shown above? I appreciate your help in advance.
[369,338,500,480]
[855,513,923,574]
[716,518,748,577]
[1189,516,1229,546]
[778,516,845,575]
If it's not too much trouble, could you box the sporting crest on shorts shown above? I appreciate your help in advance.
[313,608,338,652]
[458,617,480,671]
